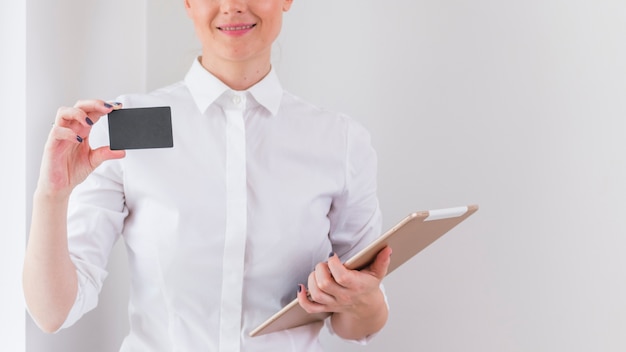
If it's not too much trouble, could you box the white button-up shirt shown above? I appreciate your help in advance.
[62,58,382,351]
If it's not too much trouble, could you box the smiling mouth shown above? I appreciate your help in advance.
[218,24,256,31]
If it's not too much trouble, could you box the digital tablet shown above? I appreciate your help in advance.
[249,204,479,337]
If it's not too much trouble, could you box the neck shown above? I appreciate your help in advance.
[200,55,271,91]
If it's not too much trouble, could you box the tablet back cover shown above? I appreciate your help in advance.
[249,204,479,337]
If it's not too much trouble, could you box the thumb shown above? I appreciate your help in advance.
[364,246,393,280]
[90,146,126,168]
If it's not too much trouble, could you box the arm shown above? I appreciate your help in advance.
[24,191,77,333]
[299,117,389,340]
[297,246,392,340]
[23,100,124,332]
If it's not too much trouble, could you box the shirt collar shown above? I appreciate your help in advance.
[184,57,283,116]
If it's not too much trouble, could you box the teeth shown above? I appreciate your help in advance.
[222,24,254,31]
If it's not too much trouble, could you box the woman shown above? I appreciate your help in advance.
[23,0,392,350]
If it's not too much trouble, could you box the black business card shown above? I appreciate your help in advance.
[108,107,173,150]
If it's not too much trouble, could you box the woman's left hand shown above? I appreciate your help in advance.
[296,246,392,338]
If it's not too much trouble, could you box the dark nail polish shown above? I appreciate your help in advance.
[104,103,113,108]
[298,285,302,293]
[76,135,84,143]
[86,117,94,126]
[328,252,335,258]
[113,102,122,106]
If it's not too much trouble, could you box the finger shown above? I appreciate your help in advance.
[307,269,336,305]
[53,106,99,149]
[296,284,326,314]
[54,100,123,146]
[314,261,339,291]
[49,124,86,145]
[363,246,393,280]
[327,252,353,289]
[74,99,122,114]
[55,106,95,129]
[73,99,123,125]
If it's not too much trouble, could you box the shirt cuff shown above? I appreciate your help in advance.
[324,283,388,345]
[58,258,108,331]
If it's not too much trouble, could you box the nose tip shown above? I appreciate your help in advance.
[221,0,245,14]
[222,9,244,15]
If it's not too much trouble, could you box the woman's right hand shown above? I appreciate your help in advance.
[37,99,126,199]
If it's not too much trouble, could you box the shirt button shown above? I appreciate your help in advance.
[232,95,242,105]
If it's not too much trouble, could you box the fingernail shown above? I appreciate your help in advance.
[76,135,84,143]
[328,252,335,258]
[113,102,122,106]
[86,117,94,126]
[298,285,302,293]
[104,102,113,108]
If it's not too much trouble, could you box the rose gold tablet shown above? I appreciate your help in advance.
[249,204,479,337]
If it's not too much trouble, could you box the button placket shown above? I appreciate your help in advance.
[218,92,247,352]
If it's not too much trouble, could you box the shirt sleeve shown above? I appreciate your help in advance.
[59,119,128,330]
[326,116,387,343]
[328,116,382,260]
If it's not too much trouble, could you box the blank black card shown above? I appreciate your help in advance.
[108,107,173,150]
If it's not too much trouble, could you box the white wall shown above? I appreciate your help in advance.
[145,0,198,91]
[1,2,26,351]
[21,0,626,351]
[278,1,625,351]
[24,1,146,351]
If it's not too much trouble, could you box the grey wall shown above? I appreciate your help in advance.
[23,0,626,351]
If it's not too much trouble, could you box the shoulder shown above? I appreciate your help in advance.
[287,90,372,140]
[279,90,368,133]
[114,81,189,108]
